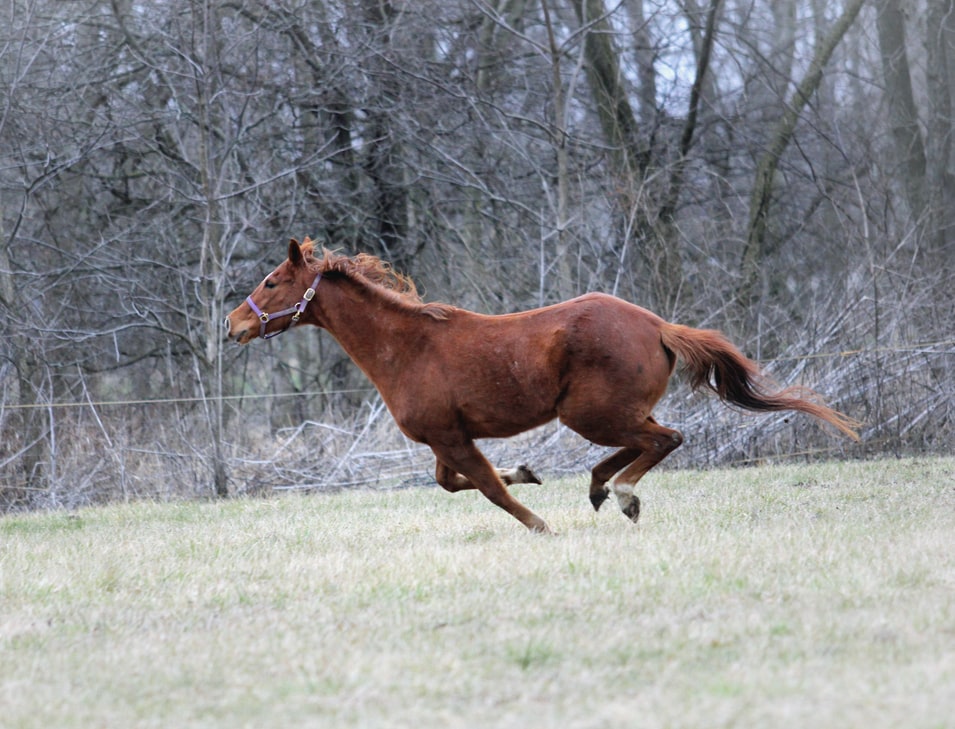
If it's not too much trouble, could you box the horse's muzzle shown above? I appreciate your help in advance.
[223,315,252,344]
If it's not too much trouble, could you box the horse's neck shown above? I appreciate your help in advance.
[316,277,417,374]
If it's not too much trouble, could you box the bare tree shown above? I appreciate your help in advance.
[736,0,866,314]
[2,0,954,510]
[922,0,955,253]
[875,0,928,230]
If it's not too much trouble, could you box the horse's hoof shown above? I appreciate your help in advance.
[589,487,610,512]
[528,517,554,534]
[622,497,641,523]
[516,464,543,484]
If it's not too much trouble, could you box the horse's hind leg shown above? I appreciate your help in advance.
[432,443,551,533]
[609,419,683,523]
[589,448,641,511]
[499,464,543,486]
[436,463,543,492]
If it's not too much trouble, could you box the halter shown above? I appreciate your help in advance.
[245,273,322,340]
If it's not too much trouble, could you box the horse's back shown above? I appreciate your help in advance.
[458,292,670,374]
[555,292,668,352]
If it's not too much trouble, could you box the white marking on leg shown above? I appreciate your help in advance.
[613,481,636,514]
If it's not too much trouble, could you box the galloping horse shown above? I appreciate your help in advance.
[226,238,859,532]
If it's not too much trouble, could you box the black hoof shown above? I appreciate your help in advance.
[623,497,641,523]
[516,464,543,485]
[589,487,610,512]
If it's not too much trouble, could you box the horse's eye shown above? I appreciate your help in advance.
[264,280,277,289]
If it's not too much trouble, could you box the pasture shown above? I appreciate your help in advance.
[2,458,953,728]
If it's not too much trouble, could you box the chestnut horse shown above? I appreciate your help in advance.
[226,238,859,532]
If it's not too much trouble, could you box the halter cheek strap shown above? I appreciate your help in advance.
[245,273,322,340]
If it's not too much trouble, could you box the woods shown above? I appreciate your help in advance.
[2,0,953,509]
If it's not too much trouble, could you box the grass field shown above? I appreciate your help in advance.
[2,457,954,728]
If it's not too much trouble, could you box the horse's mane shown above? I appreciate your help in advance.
[305,243,454,321]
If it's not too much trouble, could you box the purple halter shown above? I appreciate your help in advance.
[245,273,322,340]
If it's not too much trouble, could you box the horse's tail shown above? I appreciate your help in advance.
[659,322,860,441]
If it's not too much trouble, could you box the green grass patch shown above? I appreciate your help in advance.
[2,458,954,728]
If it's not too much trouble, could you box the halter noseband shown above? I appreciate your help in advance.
[245,273,322,340]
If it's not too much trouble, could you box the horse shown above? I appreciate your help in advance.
[225,237,859,533]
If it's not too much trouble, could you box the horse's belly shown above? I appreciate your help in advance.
[464,406,558,439]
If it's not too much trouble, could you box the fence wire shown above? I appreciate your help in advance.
[2,340,953,511]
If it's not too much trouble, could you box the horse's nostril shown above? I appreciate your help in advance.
[224,316,232,335]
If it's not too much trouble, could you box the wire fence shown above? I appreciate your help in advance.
[4,338,953,412]
[2,338,953,511]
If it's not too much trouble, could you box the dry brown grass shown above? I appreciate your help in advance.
[2,457,954,727]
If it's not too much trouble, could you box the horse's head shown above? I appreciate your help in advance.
[225,238,322,344]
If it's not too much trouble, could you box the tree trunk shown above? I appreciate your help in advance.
[736,0,866,314]
[650,0,722,315]
[541,0,576,301]
[362,0,413,271]
[0,240,51,504]
[875,0,928,229]
[925,0,955,253]
[193,0,230,498]
[573,0,684,309]
[572,0,644,178]
[625,0,658,125]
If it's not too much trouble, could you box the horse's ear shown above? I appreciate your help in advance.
[288,238,304,267]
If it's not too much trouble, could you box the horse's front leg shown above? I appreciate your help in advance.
[432,444,551,533]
